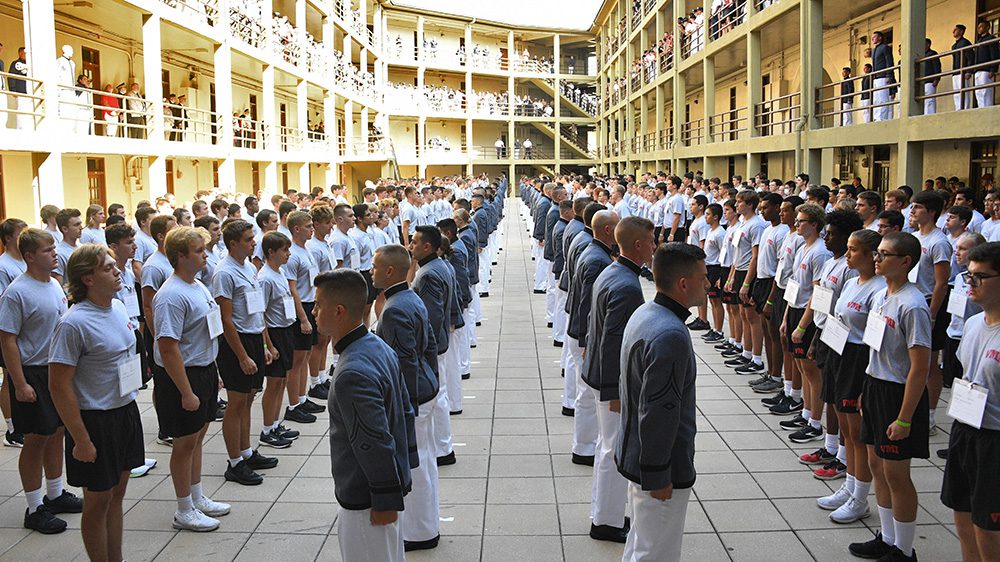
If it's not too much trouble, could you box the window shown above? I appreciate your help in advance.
[86,158,107,208]
[281,163,289,192]
[165,160,175,195]
[82,47,102,134]
[728,157,736,181]
[212,161,219,188]
[251,162,260,191]
[971,141,997,196]
[161,69,170,100]
[872,146,891,193]
[760,154,769,177]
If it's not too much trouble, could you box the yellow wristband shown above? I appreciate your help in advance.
[795,326,806,333]
[895,419,911,428]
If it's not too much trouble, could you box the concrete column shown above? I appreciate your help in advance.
[508,31,514,71]
[343,99,354,155]
[747,152,762,180]
[262,65,276,151]
[22,0,58,136]
[800,0,822,131]
[672,69,686,148]
[264,161,278,195]
[747,29,762,137]
[704,57,715,143]
[142,14,164,142]
[417,116,426,161]
[295,0,306,53]
[148,156,168,199]
[324,91,337,158]
[806,148,822,183]
[297,79,308,147]
[416,16,424,63]
[214,44,235,148]
[360,107,369,147]
[898,140,924,189]
[900,0,927,117]
[31,153,65,209]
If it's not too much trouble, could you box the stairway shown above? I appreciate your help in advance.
[528,122,593,159]
[526,77,595,118]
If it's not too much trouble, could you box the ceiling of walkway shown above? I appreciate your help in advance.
[389,0,605,31]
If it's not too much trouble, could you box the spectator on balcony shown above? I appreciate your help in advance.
[840,67,855,126]
[73,74,92,135]
[166,93,182,141]
[99,84,120,138]
[232,112,243,147]
[494,137,505,159]
[952,24,975,111]
[568,55,576,74]
[922,38,942,115]
[870,31,896,122]
[974,20,998,108]
[859,63,873,123]
[125,83,147,139]
[523,138,534,159]
[8,47,29,130]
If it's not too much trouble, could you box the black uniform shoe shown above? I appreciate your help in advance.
[562,406,575,417]
[4,430,24,448]
[224,460,263,486]
[298,398,326,414]
[475,322,482,327]
[244,450,279,470]
[936,448,948,460]
[275,424,300,440]
[284,406,317,424]
[308,383,329,400]
[553,340,563,347]
[724,356,752,367]
[589,523,628,543]
[42,491,83,514]
[876,546,917,562]
[214,406,225,422]
[404,535,440,552]
[533,289,546,294]
[848,532,894,559]
[461,373,471,380]
[571,453,595,466]
[449,410,463,416]
[547,322,553,328]
[480,292,490,298]
[23,506,67,534]
[437,451,457,466]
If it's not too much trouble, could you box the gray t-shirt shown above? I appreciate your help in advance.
[757,223,789,279]
[733,215,766,271]
[48,300,138,410]
[152,275,220,367]
[814,255,857,329]
[947,271,982,339]
[328,229,358,270]
[788,239,832,309]
[212,255,265,334]
[703,225,725,266]
[55,240,77,278]
[912,229,952,299]
[775,232,804,289]
[114,265,141,324]
[720,223,736,268]
[833,276,887,344]
[141,251,172,291]
[866,284,932,384]
[134,230,157,264]
[80,227,106,246]
[956,312,1000,430]
[349,228,375,271]
[687,216,709,246]
[306,238,334,273]
[0,253,27,294]
[0,274,68,366]
[286,242,317,303]
[666,193,685,229]
[258,263,295,329]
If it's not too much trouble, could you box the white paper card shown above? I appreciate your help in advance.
[810,286,834,315]
[118,354,142,397]
[820,316,850,355]
[863,311,886,352]
[309,265,319,283]
[948,379,988,429]
[719,241,728,264]
[206,306,224,339]
[350,248,360,270]
[123,289,141,318]
[784,280,800,304]
[245,289,265,314]
[733,229,743,248]
[947,289,968,318]
[907,262,919,284]
[282,296,296,321]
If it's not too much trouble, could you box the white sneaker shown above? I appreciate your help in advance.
[129,458,158,478]
[172,509,220,532]
[928,424,939,436]
[816,483,852,511]
[194,496,231,517]
[830,496,871,523]
[144,458,157,469]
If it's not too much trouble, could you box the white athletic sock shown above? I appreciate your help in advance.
[24,488,43,514]
[928,408,936,427]
[802,408,811,421]
[894,518,916,556]
[845,474,856,494]
[853,479,872,503]
[878,506,895,544]
[298,395,306,405]
[309,376,319,388]
[824,433,838,455]
[741,350,753,360]
[809,417,823,430]
[5,418,12,432]
[190,482,204,503]
[728,338,736,345]
[229,457,243,468]
[752,354,763,365]
[262,425,273,435]
[241,448,253,460]
[318,371,329,384]
[45,477,64,500]
[837,444,847,464]
[783,380,793,396]
[791,388,802,400]
[272,421,280,431]
[176,494,194,514]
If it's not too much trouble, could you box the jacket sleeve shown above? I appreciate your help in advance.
[533,202,549,241]
[416,277,446,353]
[599,285,645,401]
[636,331,687,491]
[378,309,419,410]
[333,370,406,511]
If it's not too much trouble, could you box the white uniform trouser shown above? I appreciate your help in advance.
[15,96,33,130]
[562,336,579,409]
[923,82,937,114]
[622,485,692,562]
[432,354,453,457]
[552,287,568,343]
[545,269,557,324]
[953,74,973,111]
[468,292,481,341]
[444,329,464,412]
[571,342,597,456]
[592,396,628,528]
[975,71,994,108]
[460,307,475,374]
[477,251,491,295]
[338,507,404,562]
[533,245,548,291]
[840,102,853,126]
[402,399,440,543]
[103,112,119,137]
[859,98,871,123]
[872,77,892,121]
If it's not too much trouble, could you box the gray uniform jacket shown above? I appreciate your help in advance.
[582,258,645,401]
[566,239,614,346]
[551,218,570,280]
[441,258,466,330]
[412,254,454,355]
[559,225,592,293]
[448,241,473,309]
[328,326,415,511]
[472,208,489,249]
[542,204,561,262]
[615,293,698,491]
[458,225,480,285]
[376,283,440,408]
[533,196,552,242]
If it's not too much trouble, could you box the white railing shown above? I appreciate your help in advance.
[0,71,45,131]
[159,0,219,25]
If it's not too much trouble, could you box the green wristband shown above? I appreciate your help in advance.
[894,419,911,428]
[795,326,807,333]
[743,282,751,287]
[766,300,774,306]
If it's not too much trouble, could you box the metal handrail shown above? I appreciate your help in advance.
[163,102,224,144]
[232,118,269,149]
[754,0,778,11]
[0,71,44,129]
[755,92,801,136]
[228,0,265,49]
[660,50,674,73]
[708,0,748,41]
[709,107,748,139]
[682,118,705,145]
[159,0,219,25]
[914,35,1000,111]
[815,65,900,122]
[657,127,674,149]
[56,85,154,137]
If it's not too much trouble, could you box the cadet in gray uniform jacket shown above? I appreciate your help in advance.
[617,243,706,562]
[559,201,600,416]
[314,269,413,562]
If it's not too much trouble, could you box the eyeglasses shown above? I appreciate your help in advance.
[961,271,1000,287]
[873,250,905,261]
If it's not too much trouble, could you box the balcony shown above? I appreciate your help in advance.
[163,101,225,144]
[657,127,674,149]
[755,92,801,136]
[54,85,154,140]
[681,118,705,146]
[233,118,269,150]
[707,0,748,44]
[914,35,1000,115]
[229,0,265,50]
[815,67,898,129]
[159,0,220,26]
[0,71,44,132]
[708,107,748,142]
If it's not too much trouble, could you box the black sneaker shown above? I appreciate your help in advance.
[562,406,575,417]
[789,425,824,443]
[437,451,457,466]
[589,522,628,543]
[42,490,83,514]
[714,341,734,351]
[770,396,804,416]
[157,432,174,446]
[848,532,894,559]
[275,424,300,440]
[761,393,786,407]
[259,431,292,449]
[547,322,553,328]
[720,347,745,358]
[298,399,325,414]
[748,374,771,387]
[461,373,471,380]
[244,450,279,470]
[4,430,24,448]
[218,399,228,410]
[936,448,948,460]
[404,535,440,552]
[224,460,263,486]
[779,413,808,429]
[751,378,784,393]
[686,318,710,331]
[284,406,317,424]
[724,356,752,367]
[23,506,67,534]
[703,331,725,343]
[571,453,595,466]
[553,340,563,348]
[449,410,463,415]
[735,362,766,375]
[876,546,917,562]
[308,383,329,400]
[214,406,225,422]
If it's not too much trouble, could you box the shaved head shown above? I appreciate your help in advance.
[375,244,410,272]
[615,216,655,249]
[591,210,620,244]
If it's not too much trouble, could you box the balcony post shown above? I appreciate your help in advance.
[704,57,715,143]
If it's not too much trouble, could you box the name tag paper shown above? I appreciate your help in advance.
[206,306,224,339]
[350,249,360,270]
[245,289,265,314]
[123,289,141,318]
[863,311,886,352]
[907,263,919,284]
[118,354,142,397]
[948,379,988,429]
[733,230,743,248]
[810,286,835,316]
[282,296,296,321]
[820,316,850,355]
[309,265,319,283]
[947,289,968,318]
[719,244,728,264]
[784,280,800,304]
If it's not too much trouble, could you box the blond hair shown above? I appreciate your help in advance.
[66,244,108,304]
[164,226,210,267]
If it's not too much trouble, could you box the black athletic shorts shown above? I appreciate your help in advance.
[134,329,151,384]
[266,325,295,378]
[813,330,831,370]
[360,269,379,304]
[785,307,817,359]
[942,336,961,388]
[65,401,144,492]
[860,375,930,460]
[11,366,62,436]
[217,332,266,393]
[723,269,746,305]
[833,342,869,413]
[929,292,950,351]
[293,301,319,350]
[152,364,220,438]
[941,421,1000,530]
[750,277,774,313]
[707,265,723,299]
[770,287,787,331]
